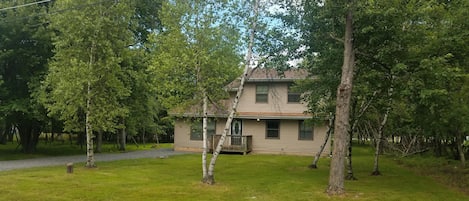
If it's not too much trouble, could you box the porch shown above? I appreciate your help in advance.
[211,135,253,155]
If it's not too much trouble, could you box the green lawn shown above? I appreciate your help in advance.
[0,146,467,201]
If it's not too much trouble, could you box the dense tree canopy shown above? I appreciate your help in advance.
[0,0,53,153]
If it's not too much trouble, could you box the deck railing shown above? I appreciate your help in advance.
[211,135,252,155]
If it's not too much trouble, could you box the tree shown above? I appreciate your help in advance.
[205,0,261,185]
[385,0,469,166]
[119,48,163,151]
[149,0,241,183]
[0,0,53,153]
[325,0,355,195]
[308,113,334,169]
[44,0,133,167]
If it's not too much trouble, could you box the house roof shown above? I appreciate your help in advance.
[174,111,311,120]
[248,68,309,80]
[226,68,310,90]
[235,112,311,120]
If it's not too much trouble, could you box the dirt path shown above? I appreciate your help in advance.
[0,148,189,172]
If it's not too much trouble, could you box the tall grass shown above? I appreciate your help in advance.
[0,147,467,201]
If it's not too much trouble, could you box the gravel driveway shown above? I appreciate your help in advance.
[0,148,189,172]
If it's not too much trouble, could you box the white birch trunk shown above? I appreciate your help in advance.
[345,91,375,179]
[85,94,95,167]
[202,92,209,180]
[372,87,392,175]
[204,0,259,185]
[85,42,96,168]
[345,129,357,180]
[309,114,334,169]
[372,112,387,175]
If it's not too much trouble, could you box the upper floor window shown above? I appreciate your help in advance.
[298,120,313,140]
[288,83,301,103]
[256,84,269,103]
[266,120,280,139]
[190,119,216,141]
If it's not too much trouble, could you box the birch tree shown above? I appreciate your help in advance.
[44,0,133,167]
[308,114,333,169]
[202,0,260,185]
[149,0,241,182]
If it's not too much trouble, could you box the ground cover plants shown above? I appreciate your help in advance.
[0,146,467,201]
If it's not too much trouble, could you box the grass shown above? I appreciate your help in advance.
[394,152,469,195]
[0,145,468,201]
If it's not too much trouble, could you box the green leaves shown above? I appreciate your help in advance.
[149,0,241,111]
[301,0,469,145]
[45,0,134,132]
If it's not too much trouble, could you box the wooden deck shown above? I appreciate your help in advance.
[211,135,252,155]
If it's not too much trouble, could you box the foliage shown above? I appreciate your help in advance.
[301,0,469,164]
[148,0,242,111]
[44,0,133,133]
[0,0,54,152]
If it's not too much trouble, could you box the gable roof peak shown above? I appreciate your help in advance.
[247,67,309,81]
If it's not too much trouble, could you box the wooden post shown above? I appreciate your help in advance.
[66,163,74,174]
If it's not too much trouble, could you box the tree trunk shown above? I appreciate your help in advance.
[309,114,334,169]
[119,124,126,151]
[8,125,15,143]
[204,0,259,185]
[456,132,466,168]
[372,86,392,175]
[142,128,146,145]
[326,5,355,196]
[85,42,96,168]
[345,132,357,180]
[371,122,383,176]
[201,92,209,182]
[0,127,6,145]
[96,130,103,153]
[85,82,96,168]
[155,132,159,145]
[17,120,40,154]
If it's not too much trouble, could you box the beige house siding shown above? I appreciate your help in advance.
[235,82,307,116]
[174,118,331,156]
[238,119,329,155]
[173,68,330,156]
[174,119,198,152]
[174,119,227,152]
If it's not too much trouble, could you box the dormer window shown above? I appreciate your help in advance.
[256,84,269,103]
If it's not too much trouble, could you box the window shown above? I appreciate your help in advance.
[256,84,269,103]
[266,120,280,139]
[298,120,313,140]
[190,119,216,141]
[288,84,301,103]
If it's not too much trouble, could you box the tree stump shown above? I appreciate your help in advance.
[66,163,74,174]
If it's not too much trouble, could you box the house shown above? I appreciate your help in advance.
[173,68,331,155]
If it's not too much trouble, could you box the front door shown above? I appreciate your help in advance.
[231,119,242,145]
